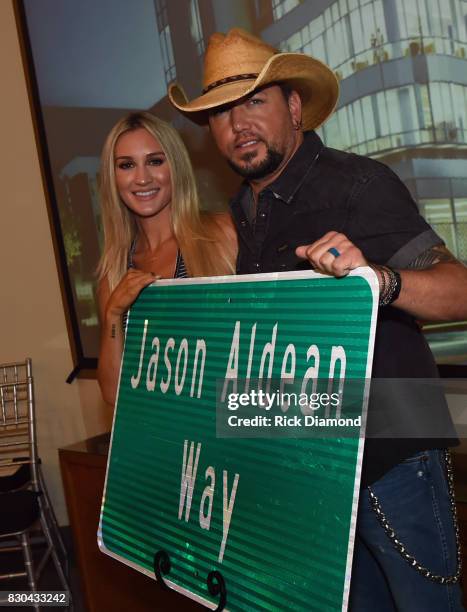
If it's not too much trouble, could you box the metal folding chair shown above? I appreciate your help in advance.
[0,359,71,609]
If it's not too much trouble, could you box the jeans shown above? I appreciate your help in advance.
[349,449,464,611]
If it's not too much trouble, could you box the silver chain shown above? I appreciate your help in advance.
[367,450,462,585]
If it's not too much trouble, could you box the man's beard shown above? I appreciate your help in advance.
[227,143,284,180]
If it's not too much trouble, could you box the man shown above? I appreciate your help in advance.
[169,28,467,610]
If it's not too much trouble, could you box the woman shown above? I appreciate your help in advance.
[97,111,236,405]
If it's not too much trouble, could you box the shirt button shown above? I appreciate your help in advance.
[259,212,267,219]
[240,220,247,227]
[253,262,261,271]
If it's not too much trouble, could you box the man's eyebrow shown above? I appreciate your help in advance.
[208,102,233,115]
[209,93,259,116]
[208,84,283,117]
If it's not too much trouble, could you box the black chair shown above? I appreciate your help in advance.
[0,359,71,610]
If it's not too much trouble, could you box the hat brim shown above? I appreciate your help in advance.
[168,52,339,130]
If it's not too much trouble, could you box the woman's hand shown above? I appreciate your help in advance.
[105,269,157,319]
[97,270,157,406]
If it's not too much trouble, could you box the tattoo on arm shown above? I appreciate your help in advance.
[407,245,457,270]
[111,323,116,339]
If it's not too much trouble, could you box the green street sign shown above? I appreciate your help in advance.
[99,270,378,611]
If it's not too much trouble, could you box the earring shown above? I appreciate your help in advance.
[293,120,302,131]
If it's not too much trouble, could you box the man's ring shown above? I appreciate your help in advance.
[328,247,340,257]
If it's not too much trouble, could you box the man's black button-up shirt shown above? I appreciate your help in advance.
[230,131,440,276]
[229,131,456,486]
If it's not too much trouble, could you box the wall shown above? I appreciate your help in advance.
[0,0,111,524]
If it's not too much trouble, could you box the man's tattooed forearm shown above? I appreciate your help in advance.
[407,245,457,270]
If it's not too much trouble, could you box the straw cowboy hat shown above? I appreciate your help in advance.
[168,28,339,130]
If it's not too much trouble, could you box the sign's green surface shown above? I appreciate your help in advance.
[99,270,378,611]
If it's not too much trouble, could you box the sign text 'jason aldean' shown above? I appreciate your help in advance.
[128,318,348,562]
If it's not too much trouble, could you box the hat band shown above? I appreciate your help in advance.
[202,73,258,94]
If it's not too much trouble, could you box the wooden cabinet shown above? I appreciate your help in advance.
[59,434,202,612]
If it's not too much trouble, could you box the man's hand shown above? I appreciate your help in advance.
[295,231,368,277]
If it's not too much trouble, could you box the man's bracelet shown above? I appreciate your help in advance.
[372,265,402,307]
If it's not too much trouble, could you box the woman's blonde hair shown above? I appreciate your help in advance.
[97,111,235,289]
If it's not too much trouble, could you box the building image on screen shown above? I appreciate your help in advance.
[22,0,467,367]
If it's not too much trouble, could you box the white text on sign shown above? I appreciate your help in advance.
[178,440,240,563]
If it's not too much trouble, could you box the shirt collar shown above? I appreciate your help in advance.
[267,130,323,204]
[230,131,324,212]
